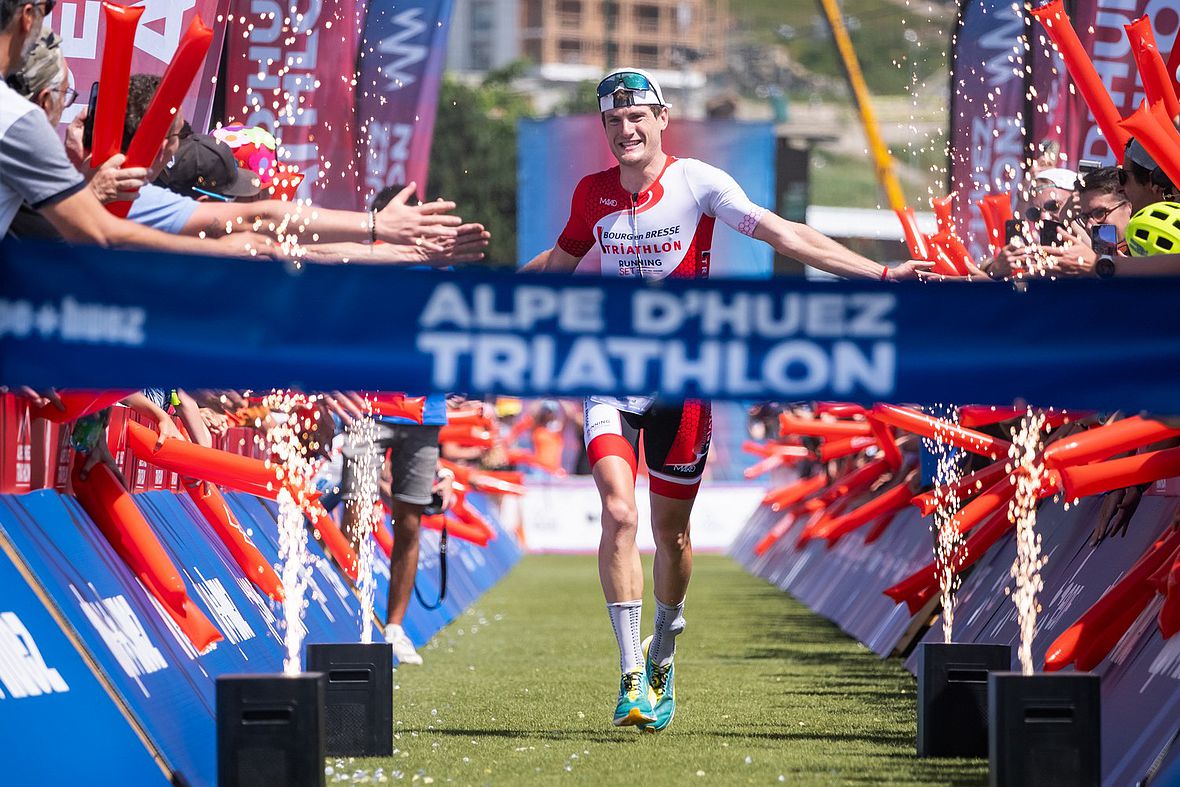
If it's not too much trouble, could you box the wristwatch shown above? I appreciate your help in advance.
[1094,255,1116,279]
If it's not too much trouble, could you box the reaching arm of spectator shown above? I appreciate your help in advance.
[173,389,213,448]
[298,223,490,265]
[120,392,183,447]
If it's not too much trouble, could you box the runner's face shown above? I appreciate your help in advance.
[603,106,667,168]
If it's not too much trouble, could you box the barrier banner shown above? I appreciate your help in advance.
[0,537,169,786]
[356,0,454,205]
[49,0,230,133]
[518,117,776,278]
[5,242,1180,410]
[221,0,365,206]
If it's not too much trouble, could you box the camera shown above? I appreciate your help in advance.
[1091,223,1118,279]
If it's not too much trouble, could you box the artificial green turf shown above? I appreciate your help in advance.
[334,554,987,785]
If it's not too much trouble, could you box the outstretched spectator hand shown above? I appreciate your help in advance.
[65,109,149,204]
[374,183,462,246]
[891,259,937,281]
[199,407,229,437]
[1039,227,1096,277]
[8,386,64,412]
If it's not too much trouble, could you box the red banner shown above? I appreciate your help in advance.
[221,0,365,208]
[49,0,229,134]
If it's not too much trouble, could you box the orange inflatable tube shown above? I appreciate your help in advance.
[368,394,425,423]
[183,480,283,601]
[952,475,1017,535]
[818,457,891,505]
[439,460,526,496]
[924,235,966,277]
[796,498,853,547]
[1125,17,1180,121]
[421,514,491,546]
[763,473,827,511]
[958,405,1080,429]
[814,402,867,418]
[374,518,394,559]
[818,435,878,462]
[867,417,903,470]
[127,421,284,498]
[911,459,1008,516]
[1044,526,1180,670]
[72,461,222,651]
[884,504,1012,613]
[1119,100,1180,190]
[753,510,801,556]
[303,499,360,584]
[1059,445,1180,500]
[1160,547,1180,638]
[439,424,495,447]
[895,206,931,260]
[109,16,213,217]
[1032,0,1130,159]
[931,195,955,235]
[91,2,144,166]
[872,403,1011,459]
[976,193,1011,254]
[1044,415,1180,469]
[30,390,134,423]
[778,413,871,438]
[820,475,915,545]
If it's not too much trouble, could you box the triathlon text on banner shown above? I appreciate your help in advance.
[1,241,1180,411]
[356,0,454,204]
[222,0,365,207]
[49,0,229,134]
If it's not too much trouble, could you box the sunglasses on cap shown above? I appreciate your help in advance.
[1024,201,1060,220]
[597,72,654,98]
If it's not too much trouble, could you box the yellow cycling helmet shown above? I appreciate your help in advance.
[1126,201,1180,256]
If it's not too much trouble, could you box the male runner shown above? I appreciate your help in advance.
[522,67,930,731]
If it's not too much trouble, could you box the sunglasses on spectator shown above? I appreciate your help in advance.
[1079,200,1128,224]
[1024,201,1060,220]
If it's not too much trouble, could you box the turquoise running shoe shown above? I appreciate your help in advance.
[639,635,676,732]
[613,670,656,726]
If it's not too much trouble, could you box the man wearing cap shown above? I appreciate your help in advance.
[521,67,931,732]
[1120,138,1178,214]
[156,134,263,201]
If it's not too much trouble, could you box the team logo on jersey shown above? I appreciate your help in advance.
[600,198,619,207]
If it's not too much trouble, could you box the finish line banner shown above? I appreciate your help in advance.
[2,242,1180,411]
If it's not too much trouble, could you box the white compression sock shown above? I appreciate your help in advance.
[606,600,644,674]
[650,597,685,667]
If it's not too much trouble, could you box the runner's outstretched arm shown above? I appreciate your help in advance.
[520,246,581,274]
[753,212,932,281]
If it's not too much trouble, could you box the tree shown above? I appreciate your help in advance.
[427,62,535,269]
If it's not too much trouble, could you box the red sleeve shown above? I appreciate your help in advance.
[557,176,595,258]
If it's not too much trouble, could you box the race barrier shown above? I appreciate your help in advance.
[0,398,522,786]
[733,414,1180,785]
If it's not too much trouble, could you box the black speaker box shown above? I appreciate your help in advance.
[306,642,394,756]
[216,672,325,787]
[988,672,1101,787]
[917,642,1012,757]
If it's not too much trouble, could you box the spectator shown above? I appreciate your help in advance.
[1119,138,1178,214]
[982,167,1078,279]
[0,7,270,253]
[1076,167,1132,239]
[155,133,262,201]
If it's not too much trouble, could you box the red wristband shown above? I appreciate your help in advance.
[880,265,890,281]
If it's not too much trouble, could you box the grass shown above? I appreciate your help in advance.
[335,554,987,785]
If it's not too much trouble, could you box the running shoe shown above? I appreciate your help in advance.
[384,623,423,666]
[639,635,675,732]
[613,670,656,726]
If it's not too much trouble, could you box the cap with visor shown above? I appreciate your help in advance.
[597,67,669,112]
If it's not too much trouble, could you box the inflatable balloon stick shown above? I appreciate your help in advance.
[867,417,903,470]
[29,390,133,423]
[126,421,285,498]
[91,2,144,167]
[1044,415,1180,469]
[108,16,214,217]
[820,474,915,546]
[1119,101,1180,190]
[183,480,284,601]
[818,435,877,462]
[778,413,871,438]
[72,460,223,651]
[894,206,931,259]
[925,234,966,276]
[912,459,1008,516]
[1125,17,1180,121]
[871,403,1012,459]
[931,194,955,235]
[1032,0,1130,159]
[763,473,827,511]
[1169,27,1180,99]
[976,194,1011,254]
[815,402,867,418]
[1160,548,1180,638]
[303,499,360,584]
[1059,444,1180,500]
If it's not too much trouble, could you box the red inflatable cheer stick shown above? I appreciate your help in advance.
[763,473,827,512]
[814,402,867,418]
[895,206,931,260]
[818,435,878,463]
[126,421,284,498]
[976,193,1012,254]
[753,510,802,557]
[368,394,425,423]
[91,2,144,166]
[303,499,360,584]
[872,403,1012,459]
[1032,0,1130,160]
[1168,26,1180,101]
[1044,415,1180,469]
[1126,17,1180,121]
[439,424,495,447]
[952,474,1017,535]
[29,389,134,423]
[72,460,223,651]
[820,473,916,546]
[183,480,284,601]
[108,16,213,217]
[884,503,1012,614]
[1045,526,1180,671]
[374,517,394,559]
[1160,546,1180,638]
[931,195,954,235]
[421,514,491,546]
[911,458,1008,516]
[1059,444,1180,500]
[923,234,964,276]
[818,457,892,505]
[864,510,902,544]
[1119,100,1180,195]
[957,405,1080,430]
[867,416,903,471]
[778,412,871,438]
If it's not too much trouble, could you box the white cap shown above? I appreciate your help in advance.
[1035,167,1079,191]
[597,67,669,113]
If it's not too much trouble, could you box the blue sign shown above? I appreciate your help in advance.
[0,537,169,786]
[4,241,1180,411]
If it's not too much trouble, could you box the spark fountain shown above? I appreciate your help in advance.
[988,410,1100,787]
[218,391,326,787]
[306,397,395,758]
[917,405,1011,759]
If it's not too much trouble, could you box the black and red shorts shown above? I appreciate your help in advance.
[583,398,712,499]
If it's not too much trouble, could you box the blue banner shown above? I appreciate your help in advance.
[356,0,453,202]
[3,241,1180,411]
[0,537,169,786]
